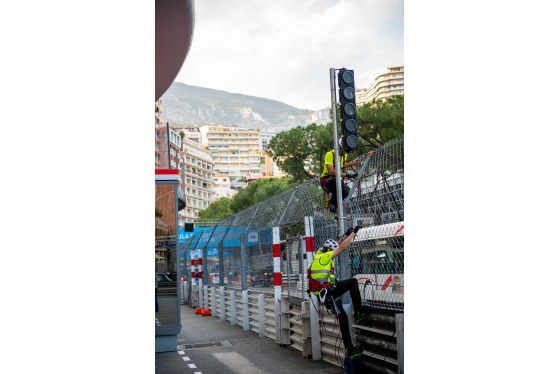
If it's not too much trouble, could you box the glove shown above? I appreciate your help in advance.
[344,227,354,237]
[346,173,358,179]
[353,225,361,234]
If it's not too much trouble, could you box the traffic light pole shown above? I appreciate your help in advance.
[329,68,350,294]
[329,68,345,239]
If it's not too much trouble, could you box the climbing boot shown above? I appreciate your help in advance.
[346,344,364,359]
[354,309,369,323]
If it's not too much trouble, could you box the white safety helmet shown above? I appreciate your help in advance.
[323,239,339,251]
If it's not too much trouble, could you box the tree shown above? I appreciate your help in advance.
[357,95,404,151]
[197,177,298,220]
[266,96,404,180]
[197,197,233,220]
[266,124,336,182]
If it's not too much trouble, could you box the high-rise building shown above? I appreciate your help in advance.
[177,127,203,144]
[213,173,237,198]
[158,124,182,169]
[373,66,404,101]
[199,125,262,181]
[355,87,368,106]
[179,138,216,222]
[155,98,164,168]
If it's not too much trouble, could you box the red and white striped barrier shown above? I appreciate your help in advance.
[191,249,195,287]
[273,226,281,294]
[303,216,315,300]
[273,226,281,343]
[198,248,203,308]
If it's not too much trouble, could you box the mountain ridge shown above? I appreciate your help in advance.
[161,82,330,133]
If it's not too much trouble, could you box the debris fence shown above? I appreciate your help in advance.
[179,136,404,312]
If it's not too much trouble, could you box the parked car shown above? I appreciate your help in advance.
[251,267,274,287]
[156,272,176,288]
[208,273,228,285]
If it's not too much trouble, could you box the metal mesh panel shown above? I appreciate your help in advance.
[189,137,404,312]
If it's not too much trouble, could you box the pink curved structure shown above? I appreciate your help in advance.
[155,0,195,101]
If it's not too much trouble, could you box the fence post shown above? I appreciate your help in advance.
[211,286,216,317]
[220,284,225,321]
[305,216,321,360]
[258,293,265,338]
[198,248,203,308]
[273,226,281,343]
[230,289,236,326]
[204,285,208,312]
[241,234,249,331]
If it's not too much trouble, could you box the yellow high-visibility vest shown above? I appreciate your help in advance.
[309,251,335,294]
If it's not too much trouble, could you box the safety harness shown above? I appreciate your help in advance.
[307,252,335,293]
[320,151,347,187]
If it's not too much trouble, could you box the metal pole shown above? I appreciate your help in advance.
[278,187,298,226]
[330,68,350,301]
[174,182,181,324]
[241,235,248,291]
[344,153,373,203]
[202,224,219,287]
[167,123,171,169]
[329,68,345,238]
[241,234,249,331]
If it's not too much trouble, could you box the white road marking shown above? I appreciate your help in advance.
[182,357,191,361]
[194,372,202,374]
[212,352,270,374]
[178,351,185,355]
[188,364,197,369]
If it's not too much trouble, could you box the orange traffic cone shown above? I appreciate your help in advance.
[201,309,211,316]
[195,308,202,314]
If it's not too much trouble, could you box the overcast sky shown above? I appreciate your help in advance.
[174,0,403,111]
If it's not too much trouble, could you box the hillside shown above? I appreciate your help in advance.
[161,82,330,133]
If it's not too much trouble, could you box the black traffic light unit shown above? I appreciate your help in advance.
[338,68,359,152]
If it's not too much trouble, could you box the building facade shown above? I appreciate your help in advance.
[373,65,404,101]
[199,125,262,180]
[213,173,237,198]
[177,127,203,144]
[180,138,216,222]
[155,98,164,168]
[355,87,368,106]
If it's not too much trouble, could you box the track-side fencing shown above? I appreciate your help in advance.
[178,137,404,374]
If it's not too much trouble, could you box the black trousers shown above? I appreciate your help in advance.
[325,177,350,201]
[327,278,362,349]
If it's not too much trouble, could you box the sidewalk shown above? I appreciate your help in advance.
[155,304,341,374]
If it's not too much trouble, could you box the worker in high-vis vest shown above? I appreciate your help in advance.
[308,225,368,359]
[320,138,359,213]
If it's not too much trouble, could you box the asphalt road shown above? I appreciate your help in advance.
[155,304,343,374]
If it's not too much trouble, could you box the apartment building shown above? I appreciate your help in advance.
[180,138,216,222]
[177,127,203,144]
[199,125,262,180]
[213,173,237,198]
[355,87,368,106]
[373,65,404,101]
[158,126,182,169]
[155,98,164,168]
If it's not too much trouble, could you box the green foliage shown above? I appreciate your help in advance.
[266,124,336,182]
[357,95,404,151]
[198,177,298,220]
[197,197,233,220]
[266,96,404,179]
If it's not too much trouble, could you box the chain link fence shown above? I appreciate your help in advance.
[178,136,404,312]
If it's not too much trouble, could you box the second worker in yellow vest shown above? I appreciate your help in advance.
[320,138,359,213]
[309,225,369,359]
